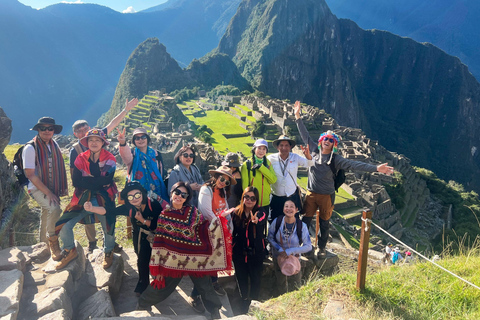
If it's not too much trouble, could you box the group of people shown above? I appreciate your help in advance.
[23,99,393,318]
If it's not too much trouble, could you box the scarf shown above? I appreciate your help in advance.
[55,149,117,234]
[33,136,68,197]
[171,163,203,206]
[150,205,233,289]
[130,147,168,201]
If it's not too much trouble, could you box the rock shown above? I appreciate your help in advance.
[45,270,74,296]
[0,247,26,272]
[0,269,23,320]
[77,289,116,320]
[0,107,12,153]
[31,287,73,319]
[17,243,50,263]
[85,249,124,296]
[43,241,85,281]
[38,309,72,320]
[23,269,47,287]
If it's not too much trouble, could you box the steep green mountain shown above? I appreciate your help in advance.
[325,0,480,81]
[102,38,249,124]
[215,0,480,192]
[0,0,241,142]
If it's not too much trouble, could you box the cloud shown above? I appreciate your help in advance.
[123,6,136,13]
[61,0,83,4]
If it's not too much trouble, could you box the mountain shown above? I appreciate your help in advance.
[104,38,249,122]
[324,0,480,81]
[215,0,480,192]
[0,0,241,142]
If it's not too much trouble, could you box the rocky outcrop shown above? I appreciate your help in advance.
[216,0,480,193]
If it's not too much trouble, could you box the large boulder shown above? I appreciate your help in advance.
[17,243,50,264]
[30,287,73,319]
[0,247,26,272]
[0,269,23,320]
[77,289,116,320]
[38,309,72,320]
[85,249,124,297]
[0,107,12,153]
[44,241,86,281]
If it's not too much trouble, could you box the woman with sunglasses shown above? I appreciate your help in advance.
[138,181,232,319]
[229,186,267,313]
[85,181,168,295]
[117,127,168,202]
[189,165,237,311]
[168,145,204,207]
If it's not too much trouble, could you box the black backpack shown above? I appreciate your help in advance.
[328,153,346,192]
[12,141,34,186]
[274,216,303,245]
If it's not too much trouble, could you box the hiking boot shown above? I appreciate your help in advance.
[103,252,114,269]
[48,235,62,261]
[113,242,123,253]
[212,281,226,296]
[190,295,206,313]
[317,248,327,259]
[55,248,78,270]
[88,241,98,253]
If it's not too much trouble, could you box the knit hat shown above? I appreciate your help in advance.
[31,117,63,134]
[318,130,341,153]
[80,128,109,147]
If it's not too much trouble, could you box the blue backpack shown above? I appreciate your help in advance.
[391,252,400,264]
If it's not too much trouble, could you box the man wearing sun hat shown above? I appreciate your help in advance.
[267,135,314,223]
[23,117,68,260]
[294,101,394,258]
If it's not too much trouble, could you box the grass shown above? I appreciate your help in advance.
[256,243,480,320]
[4,144,22,162]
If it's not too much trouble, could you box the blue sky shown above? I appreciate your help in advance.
[18,0,168,13]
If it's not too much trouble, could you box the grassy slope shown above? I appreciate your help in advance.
[257,253,480,320]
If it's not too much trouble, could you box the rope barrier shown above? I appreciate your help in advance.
[370,220,480,291]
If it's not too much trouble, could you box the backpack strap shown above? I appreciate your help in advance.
[274,215,283,239]
[72,142,83,159]
[328,153,337,177]
[296,218,303,245]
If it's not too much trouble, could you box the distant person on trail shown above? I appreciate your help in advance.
[383,242,393,264]
[267,135,313,224]
[294,101,394,258]
[23,117,68,259]
[54,129,118,270]
[403,251,413,264]
[241,139,277,213]
[70,97,138,253]
[117,127,168,202]
[222,152,243,208]
[167,145,204,207]
[391,247,403,264]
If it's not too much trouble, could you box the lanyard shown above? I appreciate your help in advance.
[279,156,289,177]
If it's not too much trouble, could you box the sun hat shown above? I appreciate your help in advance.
[272,135,296,149]
[208,165,237,185]
[131,127,150,145]
[31,117,63,134]
[222,152,241,168]
[252,139,268,151]
[278,255,301,276]
[80,128,110,147]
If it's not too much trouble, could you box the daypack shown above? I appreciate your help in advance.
[274,216,303,245]
[391,252,400,264]
[12,141,35,186]
[328,153,346,192]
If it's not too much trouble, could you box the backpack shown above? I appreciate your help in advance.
[274,216,303,245]
[328,153,346,192]
[12,141,35,186]
[391,252,399,264]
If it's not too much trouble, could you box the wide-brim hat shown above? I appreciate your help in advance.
[31,117,63,134]
[80,128,110,147]
[273,135,296,149]
[208,165,237,185]
[222,152,241,168]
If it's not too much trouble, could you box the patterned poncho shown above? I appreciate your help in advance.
[150,205,233,289]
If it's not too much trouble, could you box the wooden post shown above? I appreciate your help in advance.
[126,219,132,240]
[356,209,372,292]
[9,228,15,247]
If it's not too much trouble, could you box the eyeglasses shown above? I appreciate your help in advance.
[173,189,189,199]
[38,126,55,132]
[74,126,89,134]
[182,153,195,158]
[218,176,231,186]
[243,195,257,202]
[323,138,335,143]
[127,192,142,201]
[134,135,148,141]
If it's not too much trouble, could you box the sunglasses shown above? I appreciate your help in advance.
[127,192,142,201]
[218,176,231,186]
[38,126,55,132]
[173,189,189,199]
[243,195,257,202]
[323,137,335,143]
[182,153,195,158]
[134,135,148,141]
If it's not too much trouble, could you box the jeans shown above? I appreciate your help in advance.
[59,198,115,253]
[29,188,62,242]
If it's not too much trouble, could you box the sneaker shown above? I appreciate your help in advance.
[113,242,123,253]
[212,281,226,296]
[190,295,206,313]
[317,248,327,259]
[88,241,98,254]
[103,252,114,269]
[55,248,78,270]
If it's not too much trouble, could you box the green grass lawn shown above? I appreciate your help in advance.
[4,144,22,162]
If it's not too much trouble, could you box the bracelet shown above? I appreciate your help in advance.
[143,219,147,225]
[119,142,126,146]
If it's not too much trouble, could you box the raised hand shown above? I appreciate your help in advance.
[301,144,312,160]
[116,127,126,145]
[251,212,259,224]
[294,100,301,120]
[125,98,139,112]
[377,163,394,175]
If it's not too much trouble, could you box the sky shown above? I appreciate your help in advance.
[18,0,168,13]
